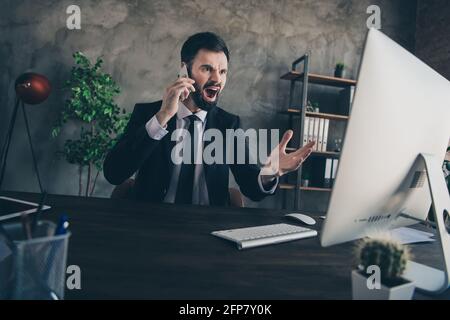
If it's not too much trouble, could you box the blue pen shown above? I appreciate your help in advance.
[54,214,69,235]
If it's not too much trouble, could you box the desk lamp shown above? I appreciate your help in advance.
[0,72,51,194]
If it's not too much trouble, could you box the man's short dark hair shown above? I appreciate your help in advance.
[181,32,230,64]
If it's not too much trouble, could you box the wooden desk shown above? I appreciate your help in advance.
[3,192,449,300]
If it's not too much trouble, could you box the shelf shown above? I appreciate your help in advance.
[280,72,357,88]
[280,55,351,210]
[285,149,340,158]
[279,109,349,121]
[279,184,332,192]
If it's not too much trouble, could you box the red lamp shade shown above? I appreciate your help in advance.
[15,72,51,105]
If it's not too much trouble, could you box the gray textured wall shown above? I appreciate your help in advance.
[416,0,450,81]
[0,0,417,211]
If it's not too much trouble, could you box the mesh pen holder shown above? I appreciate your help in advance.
[2,220,70,300]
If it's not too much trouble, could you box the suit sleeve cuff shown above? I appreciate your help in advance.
[145,115,169,140]
[258,173,279,194]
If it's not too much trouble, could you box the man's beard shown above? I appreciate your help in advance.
[190,81,220,112]
[187,67,220,112]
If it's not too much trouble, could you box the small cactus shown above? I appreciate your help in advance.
[355,237,411,286]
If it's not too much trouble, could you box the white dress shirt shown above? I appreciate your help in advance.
[145,102,278,205]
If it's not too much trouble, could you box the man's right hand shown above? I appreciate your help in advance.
[156,78,196,127]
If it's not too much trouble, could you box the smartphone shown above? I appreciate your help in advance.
[178,63,189,78]
[178,63,190,101]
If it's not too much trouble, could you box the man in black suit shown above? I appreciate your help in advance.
[104,32,314,206]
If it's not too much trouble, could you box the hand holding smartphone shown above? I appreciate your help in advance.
[157,63,195,127]
[178,63,190,101]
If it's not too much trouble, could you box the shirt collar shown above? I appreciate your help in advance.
[177,101,207,123]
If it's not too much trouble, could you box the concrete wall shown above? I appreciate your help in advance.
[0,0,417,211]
[416,0,450,81]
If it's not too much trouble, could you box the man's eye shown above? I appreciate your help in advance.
[220,70,227,75]
[202,66,212,72]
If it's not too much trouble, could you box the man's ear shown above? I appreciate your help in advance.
[179,62,189,79]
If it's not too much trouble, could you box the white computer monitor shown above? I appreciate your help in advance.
[320,29,450,294]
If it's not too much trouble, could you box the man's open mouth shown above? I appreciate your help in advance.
[203,86,220,101]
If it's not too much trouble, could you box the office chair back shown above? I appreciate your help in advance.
[228,187,244,208]
[110,178,135,199]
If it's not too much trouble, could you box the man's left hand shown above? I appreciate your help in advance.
[261,130,315,184]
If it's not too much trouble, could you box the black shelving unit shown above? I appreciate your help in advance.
[279,53,357,210]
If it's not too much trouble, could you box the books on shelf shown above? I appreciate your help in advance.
[313,117,320,151]
[307,116,315,146]
[302,116,309,146]
[303,116,330,152]
[331,159,339,186]
[301,86,352,153]
[322,119,329,152]
[324,158,339,188]
[318,118,324,152]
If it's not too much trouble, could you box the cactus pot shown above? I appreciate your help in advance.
[351,270,415,300]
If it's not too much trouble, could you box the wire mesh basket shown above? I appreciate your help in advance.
[1,220,70,300]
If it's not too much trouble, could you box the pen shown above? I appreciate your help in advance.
[54,214,69,236]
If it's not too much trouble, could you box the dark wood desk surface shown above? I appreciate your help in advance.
[4,192,450,300]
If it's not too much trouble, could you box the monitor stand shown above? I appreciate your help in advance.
[402,153,450,295]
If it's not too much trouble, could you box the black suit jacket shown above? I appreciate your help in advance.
[103,101,275,206]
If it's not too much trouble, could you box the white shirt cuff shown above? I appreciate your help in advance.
[145,115,169,140]
[258,173,279,194]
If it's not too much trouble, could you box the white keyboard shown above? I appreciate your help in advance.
[212,223,318,250]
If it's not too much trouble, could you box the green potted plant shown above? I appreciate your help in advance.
[352,237,415,300]
[334,62,346,78]
[52,52,130,197]
[306,100,320,113]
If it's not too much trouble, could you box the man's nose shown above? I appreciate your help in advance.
[210,69,221,83]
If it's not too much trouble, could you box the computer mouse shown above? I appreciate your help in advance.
[285,213,317,226]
